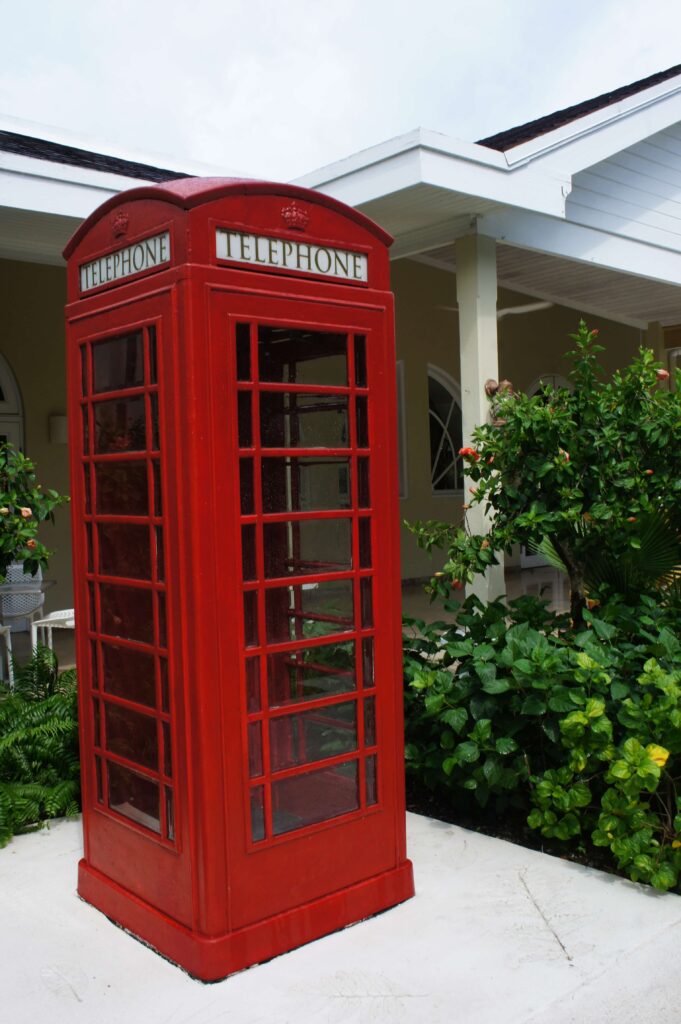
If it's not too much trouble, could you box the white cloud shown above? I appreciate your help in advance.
[1,0,680,179]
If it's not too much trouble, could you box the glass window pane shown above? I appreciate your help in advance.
[148,326,158,385]
[150,393,160,450]
[260,393,349,449]
[81,345,89,397]
[82,406,90,454]
[366,754,378,806]
[244,590,258,647]
[267,641,355,707]
[102,642,156,707]
[263,518,351,578]
[100,583,154,645]
[354,336,367,388]
[242,524,257,581]
[355,396,369,448]
[153,460,163,516]
[246,657,261,712]
[360,578,373,628]
[270,700,357,772]
[236,323,251,381]
[265,579,354,644]
[93,332,144,393]
[262,457,351,513]
[258,327,347,386]
[364,696,376,747]
[163,721,172,777]
[358,518,371,568]
[238,391,253,448]
[155,527,165,581]
[272,760,359,835]
[362,637,374,688]
[250,786,265,842]
[157,592,167,648]
[160,658,169,712]
[95,461,148,516]
[108,760,160,833]
[98,523,151,580]
[105,702,158,771]
[357,458,370,508]
[248,721,263,777]
[165,788,175,841]
[93,396,146,453]
[240,459,254,515]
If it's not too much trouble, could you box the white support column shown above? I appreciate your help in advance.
[456,233,505,602]
[646,321,667,377]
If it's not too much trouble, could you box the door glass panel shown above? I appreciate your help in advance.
[267,641,355,707]
[258,327,347,386]
[101,642,156,707]
[95,461,148,515]
[263,518,351,578]
[260,393,349,449]
[108,760,160,833]
[93,396,147,452]
[265,579,353,644]
[271,760,359,836]
[98,523,151,580]
[105,702,158,771]
[262,457,351,513]
[100,583,154,644]
[269,700,357,772]
[93,332,144,393]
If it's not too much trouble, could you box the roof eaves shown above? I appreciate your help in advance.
[0,130,190,183]
[478,63,681,153]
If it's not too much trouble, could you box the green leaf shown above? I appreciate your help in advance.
[441,708,468,733]
[495,737,518,755]
[455,741,480,764]
[520,695,546,716]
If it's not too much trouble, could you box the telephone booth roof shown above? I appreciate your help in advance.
[63,176,394,259]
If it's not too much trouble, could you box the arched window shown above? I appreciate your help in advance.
[0,355,24,450]
[428,365,463,494]
[526,373,571,396]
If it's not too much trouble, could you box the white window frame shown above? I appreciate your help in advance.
[0,354,24,451]
[427,364,463,496]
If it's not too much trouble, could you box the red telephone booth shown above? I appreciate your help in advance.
[63,178,414,981]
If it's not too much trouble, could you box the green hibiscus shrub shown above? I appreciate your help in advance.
[405,593,681,890]
[0,441,69,580]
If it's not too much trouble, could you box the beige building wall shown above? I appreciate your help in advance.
[391,257,646,581]
[0,252,671,606]
[0,258,72,612]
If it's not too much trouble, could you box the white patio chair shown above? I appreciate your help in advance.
[30,608,75,652]
[0,562,47,633]
[0,624,13,686]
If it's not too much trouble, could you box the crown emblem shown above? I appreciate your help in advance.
[112,212,129,239]
[281,201,309,231]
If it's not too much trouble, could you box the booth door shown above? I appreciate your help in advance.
[212,292,402,929]
[69,295,193,927]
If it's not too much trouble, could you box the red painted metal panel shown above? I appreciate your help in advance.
[64,179,412,979]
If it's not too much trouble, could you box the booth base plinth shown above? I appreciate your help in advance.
[77,858,415,982]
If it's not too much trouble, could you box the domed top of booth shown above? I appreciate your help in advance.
[65,178,392,258]
[64,177,393,298]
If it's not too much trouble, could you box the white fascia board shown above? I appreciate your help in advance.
[0,154,161,218]
[478,207,681,288]
[502,78,681,176]
[295,128,570,218]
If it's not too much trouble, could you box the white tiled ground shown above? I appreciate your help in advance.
[3,814,681,1024]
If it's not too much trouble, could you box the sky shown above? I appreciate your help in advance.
[1,0,681,181]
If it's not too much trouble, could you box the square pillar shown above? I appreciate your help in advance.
[456,233,505,602]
